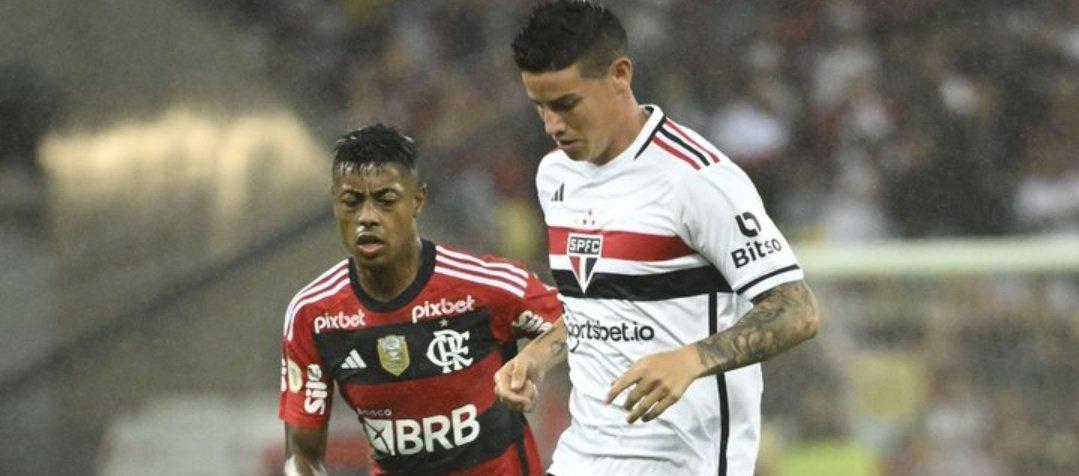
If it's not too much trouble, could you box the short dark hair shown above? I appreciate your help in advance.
[332,124,419,179]
[512,0,627,78]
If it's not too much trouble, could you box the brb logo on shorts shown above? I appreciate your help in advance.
[567,233,603,292]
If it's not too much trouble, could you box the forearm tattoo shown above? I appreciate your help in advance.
[530,320,568,358]
[694,281,819,374]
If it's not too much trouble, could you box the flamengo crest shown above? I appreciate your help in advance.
[426,329,473,373]
[567,233,603,292]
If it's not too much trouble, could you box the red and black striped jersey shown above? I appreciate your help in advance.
[279,240,561,476]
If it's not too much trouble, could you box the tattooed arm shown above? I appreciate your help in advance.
[494,317,568,412]
[608,281,819,423]
[693,280,820,374]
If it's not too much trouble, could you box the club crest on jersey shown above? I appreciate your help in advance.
[377,334,410,376]
[567,233,603,292]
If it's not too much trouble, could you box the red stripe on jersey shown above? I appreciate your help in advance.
[652,135,701,170]
[666,120,721,164]
[548,227,695,261]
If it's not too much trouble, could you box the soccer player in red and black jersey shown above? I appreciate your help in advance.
[279,124,562,476]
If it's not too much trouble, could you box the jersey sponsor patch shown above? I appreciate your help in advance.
[512,309,552,334]
[411,295,476,323]
[360,403,480,456]
[303,364,329,415]
[313,310,366,333]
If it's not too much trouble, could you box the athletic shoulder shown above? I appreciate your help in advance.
[537,148,571,184]
[432,243,533,300]
[639,117,730,177]
[282,259,351,339]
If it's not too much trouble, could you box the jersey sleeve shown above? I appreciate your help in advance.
[279,305,334,428]
[674,164,804,300]
[473,252,562,339]
[506,271,563,339]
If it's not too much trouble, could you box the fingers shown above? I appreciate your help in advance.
[494,360,538,412]
[607,360,684,424]
[642,395,678,422]
[605,367,640,404]
[510,358,530,391]
[625,386,663,424]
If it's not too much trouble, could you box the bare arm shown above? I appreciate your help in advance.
[692,280,820,376]
[521,317,569,373]
[609,280,820,423]
[494,317,568,412]
[284,424,328,476]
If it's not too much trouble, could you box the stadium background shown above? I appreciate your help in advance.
[1,0,1076,474]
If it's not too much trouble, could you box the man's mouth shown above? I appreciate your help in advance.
[556,139,580,151]
[355,234,384,255]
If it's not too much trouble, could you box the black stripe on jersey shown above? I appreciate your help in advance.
[314,310,497,384]
[349,239,437,312]
[734,264,801,295]
[551,266,731,301]
[634,115,667,159]
[658,127,710,167]
[366,400,526,474]
[514,418,531,475]
[709,293,730,476]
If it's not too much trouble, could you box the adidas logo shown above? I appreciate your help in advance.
[341,349,367,370]
[552,183,565,202]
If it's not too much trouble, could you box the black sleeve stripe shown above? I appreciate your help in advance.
[634,116,667,158]
[658,128,710,167]
[734,264,801,295]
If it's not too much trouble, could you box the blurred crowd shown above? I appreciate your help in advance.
[3,1,1076,474]
[191,2,1079,475]
[198,0,1079,260]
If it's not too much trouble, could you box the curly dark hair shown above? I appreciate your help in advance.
[332,124,419,178]
[512,0,627,78]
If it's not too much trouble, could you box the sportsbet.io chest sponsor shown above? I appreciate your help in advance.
[565,319,655,351]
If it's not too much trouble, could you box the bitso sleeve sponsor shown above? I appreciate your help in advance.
[674,164,803,300]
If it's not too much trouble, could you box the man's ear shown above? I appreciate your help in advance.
[609,56,633,91]
[414,182,428,218]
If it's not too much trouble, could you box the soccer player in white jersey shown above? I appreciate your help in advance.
[494,2,822,475]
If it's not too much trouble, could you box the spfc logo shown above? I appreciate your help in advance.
[377,334,410,376]
[567,233,603,292]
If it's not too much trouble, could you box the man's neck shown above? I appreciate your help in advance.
[595,101,649,165]
[355,240,422,302]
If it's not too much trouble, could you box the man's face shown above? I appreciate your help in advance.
[332,164,426,269]
[521,61,625,163]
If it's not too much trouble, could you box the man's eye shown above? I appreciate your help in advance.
[341,196,360,207]
[552,100,577,112]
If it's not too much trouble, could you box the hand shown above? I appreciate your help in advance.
[494,352,543,413]
[606,346,703,423]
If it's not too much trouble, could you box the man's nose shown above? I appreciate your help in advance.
[542,109,566,137]
[357,201,379,227]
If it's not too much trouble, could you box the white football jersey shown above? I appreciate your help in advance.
[538,105,804,476]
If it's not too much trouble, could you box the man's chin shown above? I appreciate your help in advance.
[352,249,389,268]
